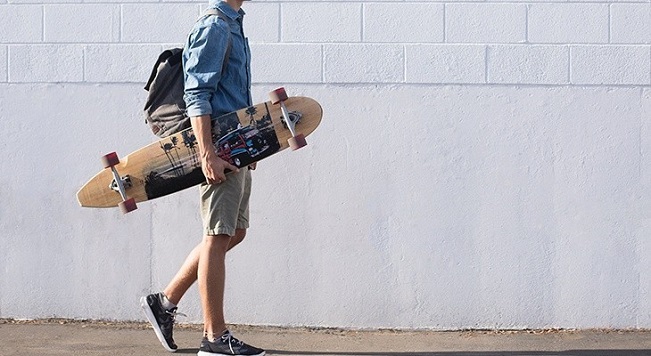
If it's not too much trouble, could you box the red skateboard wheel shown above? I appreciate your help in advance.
[119,198,137,214]
[101,152,120,168]
[269,87,288,104]
[288,134,307,150]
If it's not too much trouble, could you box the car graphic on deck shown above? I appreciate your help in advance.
[216,126,270,167]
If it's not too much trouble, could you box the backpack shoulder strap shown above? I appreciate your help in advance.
[202,8,227,20]
[201,8,232,74]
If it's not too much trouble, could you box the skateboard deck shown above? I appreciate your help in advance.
[77,89,322,213]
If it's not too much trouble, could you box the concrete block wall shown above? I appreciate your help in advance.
[1,1,649,85]
[1,0,650,329]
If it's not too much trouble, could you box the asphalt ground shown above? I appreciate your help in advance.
[1,319,651,356]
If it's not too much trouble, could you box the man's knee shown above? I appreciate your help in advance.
[235,228,247,240]
[203,234,231,253]
[227,229,246,251]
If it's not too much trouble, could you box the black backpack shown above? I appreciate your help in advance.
[143,9,231,138]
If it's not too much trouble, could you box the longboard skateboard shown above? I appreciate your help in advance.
[77,87,322,213]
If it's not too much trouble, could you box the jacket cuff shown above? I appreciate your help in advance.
[185,100,213,118]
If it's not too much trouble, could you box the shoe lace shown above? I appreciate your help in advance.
[163,308,187,327]
[221,332,244,354]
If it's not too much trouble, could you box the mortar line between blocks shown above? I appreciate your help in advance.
[443,4,447,43]
[277,3,282,43]
[82,46,86,82]
[41,5,45,42]
[119,4,123,43]
[360,3,365,43]
[5,46,9,83]
[608,4,612,43]
[403,45,407,83]
[568,45,573,84]
[321,45,325,83]
[485,46,489,84]
[525,4,530,43]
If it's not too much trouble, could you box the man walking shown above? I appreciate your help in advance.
[141,1,264,355]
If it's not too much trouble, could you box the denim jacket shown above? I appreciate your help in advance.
[183,0,252,118]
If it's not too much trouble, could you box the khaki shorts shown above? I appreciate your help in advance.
[199,168,252,237]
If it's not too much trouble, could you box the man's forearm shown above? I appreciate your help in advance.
[190,115,216,158]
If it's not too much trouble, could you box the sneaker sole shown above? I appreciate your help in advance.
[197,352,265,356]
[140,296,177,353]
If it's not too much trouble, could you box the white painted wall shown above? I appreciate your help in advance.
[0,0,650,330]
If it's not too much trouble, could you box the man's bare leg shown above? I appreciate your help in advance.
[163,229,247,305]
[198,233,231,338]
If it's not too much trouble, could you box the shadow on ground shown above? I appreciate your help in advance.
[265,350,651,356]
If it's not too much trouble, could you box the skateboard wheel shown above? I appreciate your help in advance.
[269,87,288,105]
[119,198,137,214]
[288,134,307,151]
[101,152,120,168]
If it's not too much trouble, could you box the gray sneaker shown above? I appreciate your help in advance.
[140,293,181,352]
[197,330,265,356]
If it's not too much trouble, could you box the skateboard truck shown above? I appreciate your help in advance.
[101,152,137,214]
[281,111,302,129]
[269,87,307,150]
[110,175,133,192]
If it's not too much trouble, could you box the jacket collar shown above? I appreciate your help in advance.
[211,0,245,20]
